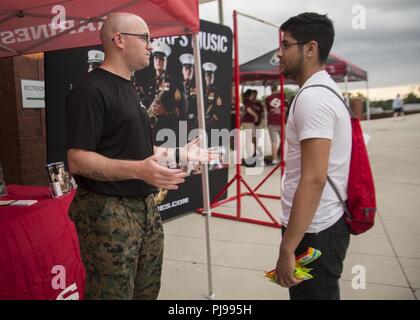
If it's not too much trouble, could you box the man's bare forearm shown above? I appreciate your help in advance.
[280,178,325,254]
[67,149,142,181]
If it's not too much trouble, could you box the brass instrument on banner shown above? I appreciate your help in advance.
[154,188,168,205]
[147,91,164,127]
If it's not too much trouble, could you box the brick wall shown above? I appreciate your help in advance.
[0,53,47,186]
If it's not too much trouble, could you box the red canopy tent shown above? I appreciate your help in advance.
[239,48,367,83]
[239,48,371,119]
[326,52,368,83]
[0,0,216,299]
[0,0,199,57]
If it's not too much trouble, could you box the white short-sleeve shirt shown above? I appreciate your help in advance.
[280,70,351,233]
[392,97,403,110]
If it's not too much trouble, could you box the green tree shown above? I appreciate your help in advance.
[371,99,392,110]
[284,87,298,103]
[403,92,420,104]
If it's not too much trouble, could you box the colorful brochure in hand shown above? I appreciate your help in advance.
[265,247,322,283]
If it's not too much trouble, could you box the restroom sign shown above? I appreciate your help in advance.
[21,79,45,108]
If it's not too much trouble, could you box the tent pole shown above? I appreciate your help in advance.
[192,33,215,300]
[366,76,371,134]
[236,11,280,28]
[279,30,285,176]
[366,78,371,121]
[218,0,224,25]
[233,10,242,218]
[344,75,350,105]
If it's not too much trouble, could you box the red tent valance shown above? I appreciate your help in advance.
[0,0,199,58]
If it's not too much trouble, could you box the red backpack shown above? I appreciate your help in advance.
[293,84,377,235]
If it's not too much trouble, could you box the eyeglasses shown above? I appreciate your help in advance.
[281,41,309,50]
[112,32,150,45]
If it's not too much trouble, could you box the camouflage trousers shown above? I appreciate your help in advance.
[69,188,164,300]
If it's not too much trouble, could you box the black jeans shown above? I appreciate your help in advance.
[282,214,350,300]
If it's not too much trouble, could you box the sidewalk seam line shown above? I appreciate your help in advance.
[377,212,418,300]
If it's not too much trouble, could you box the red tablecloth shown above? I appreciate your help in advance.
[0,185,85,300]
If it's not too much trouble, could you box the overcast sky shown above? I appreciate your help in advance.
[200,0,420,94]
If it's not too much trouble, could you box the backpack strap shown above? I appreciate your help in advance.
[327,175,352,221]
[292,84,357,118]
[292,83,354,221]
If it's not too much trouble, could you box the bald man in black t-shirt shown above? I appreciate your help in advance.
[66,13,217,300]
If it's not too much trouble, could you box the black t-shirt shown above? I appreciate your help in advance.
[66,68,157,197]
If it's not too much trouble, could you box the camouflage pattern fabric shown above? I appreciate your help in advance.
[69,187,164,300]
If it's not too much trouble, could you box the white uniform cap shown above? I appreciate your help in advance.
[179,53,194,65]
[87,50,105,63]
[202,62,217,73]
[151,41,171,57]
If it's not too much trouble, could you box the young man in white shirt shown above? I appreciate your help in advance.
[275,13,352,300]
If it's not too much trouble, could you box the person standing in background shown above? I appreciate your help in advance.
[392,94,404,119]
